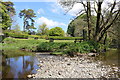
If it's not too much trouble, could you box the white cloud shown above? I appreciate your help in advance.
[50,2,64,14]
[37,8,45,14]
[36,17,66,27]
[68,3,84,16]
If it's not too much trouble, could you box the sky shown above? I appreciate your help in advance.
[3,0,84,32]
[3,0,117,32]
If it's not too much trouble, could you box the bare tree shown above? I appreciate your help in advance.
[59,0,120,42]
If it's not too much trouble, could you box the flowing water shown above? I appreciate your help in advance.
[0,49,119,79]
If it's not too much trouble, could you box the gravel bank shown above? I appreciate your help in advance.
[33,53,119,78]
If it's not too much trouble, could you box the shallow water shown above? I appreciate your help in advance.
[1,50,39,79]
[94,49,120,78]
[0,49,120,79]
[95,49,120,67]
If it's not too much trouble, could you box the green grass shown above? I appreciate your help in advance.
[1,37,103,56]
[2,38,75,51]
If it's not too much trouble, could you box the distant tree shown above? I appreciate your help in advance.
[12,24,20,32]
[37,23,49,35]
[67,14,87,37]
[19,9,36,32]
[49,27,65,36]
[67,14,96,38]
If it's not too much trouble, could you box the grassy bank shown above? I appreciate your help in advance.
[1,38,104,56]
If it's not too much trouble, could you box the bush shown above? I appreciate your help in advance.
[49,27,65,36]
[37,42,67,52]
[37,41,102,55]
[46,36,83,40]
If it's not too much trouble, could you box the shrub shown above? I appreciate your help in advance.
[37,41,102,55]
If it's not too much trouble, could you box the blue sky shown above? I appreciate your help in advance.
[4,0,117,32]
[11,2,79,32]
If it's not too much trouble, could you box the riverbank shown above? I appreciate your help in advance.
[33,53,119,78]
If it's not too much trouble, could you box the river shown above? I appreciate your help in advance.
[0,49,119,78]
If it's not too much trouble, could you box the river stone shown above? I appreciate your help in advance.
[27,75,32,78]
[88,53,97,57]
[34,54,116,78]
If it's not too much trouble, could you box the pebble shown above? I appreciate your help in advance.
[34,53,118,78]
[27,75,32,78]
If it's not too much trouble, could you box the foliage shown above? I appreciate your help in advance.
[49,27,65,36]
[1,1,15,15]
[4,30,28,38]
[28,35,40,39]
[2,38,42,51]
[67,14,97,38]
[2,37,105,56]
[37,41,102,55]
[19,9,36,32]
[59,0,120,42]
[12,24,20,31]
[0,2,11,30]
[109,12,120,48]
[37,23,49,35]
[1,1,16,30]
[67,14,87,37]
[46,36,83,40]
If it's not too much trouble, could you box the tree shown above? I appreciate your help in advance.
[12,24,20,32]
[37,23,49,35]
[0,2,11,31]
[67,14,96,38]
[59,0,120,42]
[108,11,120,48]
[49,27,65,36]
[19,9,36,32]
[2,1,16,30]
[67,14,87,37]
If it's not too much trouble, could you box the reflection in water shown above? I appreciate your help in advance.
[95,49,120,67]
[2,51,39,78]
[95,49,120,78]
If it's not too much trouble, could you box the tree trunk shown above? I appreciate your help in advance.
[23,17,26,31]
[103,32,107,52]
[87,2,91,40]
[94,2,102,41]
[83,29,87,41]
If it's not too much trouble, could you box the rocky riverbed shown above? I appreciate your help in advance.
[33,53,119,78]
